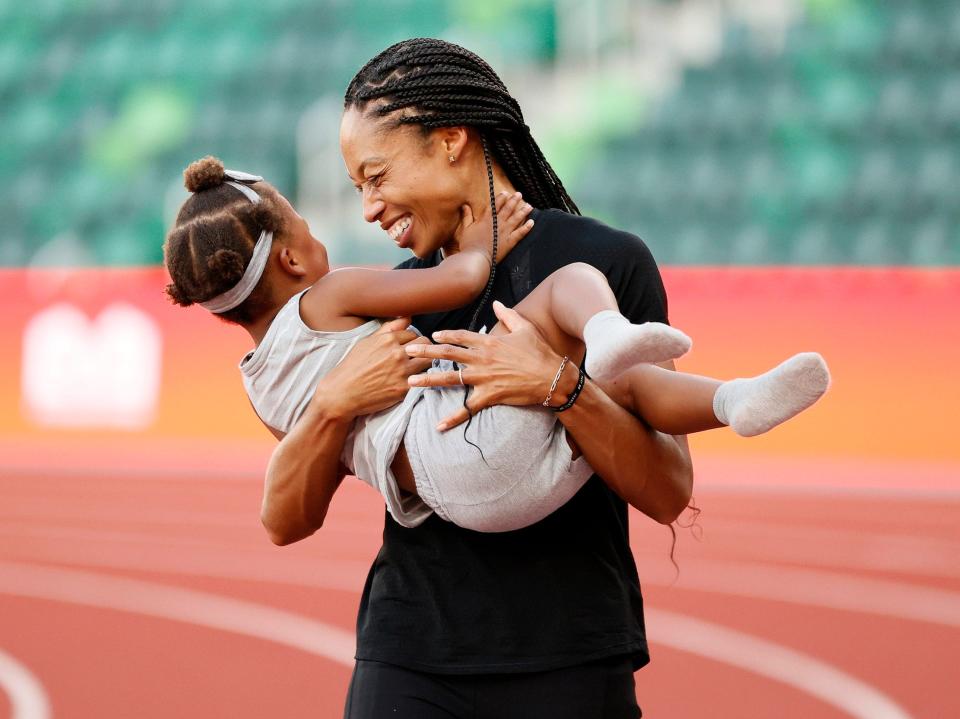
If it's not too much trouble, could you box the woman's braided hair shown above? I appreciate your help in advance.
[344,38,579,216]
[345,39,581,452]
[345,38,579,335]
[163,156,286,325]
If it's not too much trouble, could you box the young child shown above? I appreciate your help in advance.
[164,157,830,532]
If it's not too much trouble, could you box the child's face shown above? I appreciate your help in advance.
[339,107,465,259]
[277,194,329,283]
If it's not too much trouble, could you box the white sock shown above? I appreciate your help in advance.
[713,352,831,437]
[583,310,692,380]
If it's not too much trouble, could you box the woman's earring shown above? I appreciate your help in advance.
[448,155,456,164]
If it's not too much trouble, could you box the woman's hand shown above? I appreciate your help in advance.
[404,301,562,430]
[261,317,433,545]
[404,302,693,524]
[320,317,433,421]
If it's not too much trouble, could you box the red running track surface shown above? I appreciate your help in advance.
[0,458,958,718]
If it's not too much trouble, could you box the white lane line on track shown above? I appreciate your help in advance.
[0,648,51,719]
[640,558,960,628]
[646,609,913,719]
[0,561,355,667]
[0,560,912,719]
[7,516,960,582]
[638,519,960,578]
[0,512,373,536]
[0,512,250,530]
[0,542,370,593]
[6,536,960,631]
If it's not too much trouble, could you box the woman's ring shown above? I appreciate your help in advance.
[458,366,465,385]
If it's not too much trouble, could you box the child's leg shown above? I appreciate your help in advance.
[601,353,831,437]
[487,262,690,375]
[598,365,723,435]
[485,261,828,437]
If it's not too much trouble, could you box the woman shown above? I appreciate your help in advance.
[265,38,693,718]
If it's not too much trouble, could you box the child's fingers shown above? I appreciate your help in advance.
[499,196,533,242]
[378,317,411,334]
[505,198,532,232]
[509,196,530,221]
[496,191,523,223]
[518,218,535,240]
[493,189,513,212]
[509,217,535,242]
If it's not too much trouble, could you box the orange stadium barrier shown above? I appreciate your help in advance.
[1,267,957,490]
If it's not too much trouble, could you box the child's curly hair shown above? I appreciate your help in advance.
[163,156,288,325]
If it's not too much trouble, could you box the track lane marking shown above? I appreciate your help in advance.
[0,560,914,718]
[0,560,914,719]
[0,647,51,719]
[656,518,960,578]
[0,561,355,666]
[6,517,959,581]
[647,609,912,719]
[639,558,960,628]
[5,540,960,631]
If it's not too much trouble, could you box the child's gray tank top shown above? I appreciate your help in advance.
[240,290,432,526]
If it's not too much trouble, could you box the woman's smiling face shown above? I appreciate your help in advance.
[340,107,467,259]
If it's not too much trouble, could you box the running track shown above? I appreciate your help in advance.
[1,453,958,718]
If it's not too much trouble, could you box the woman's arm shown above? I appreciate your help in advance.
[302,193,531,321]
[405,302,693,524]
[261,318,433,545]
[546,360,693,524]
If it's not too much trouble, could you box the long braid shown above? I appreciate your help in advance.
[457,136,498,458]
[467,135,499,332]
[345,38,580,215]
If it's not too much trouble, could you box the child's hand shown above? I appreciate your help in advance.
[455,191,534,260]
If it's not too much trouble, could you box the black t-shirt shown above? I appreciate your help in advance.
[354,208,669,674]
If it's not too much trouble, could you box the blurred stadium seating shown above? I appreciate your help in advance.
[0,0,956,267]
[574,1,960,265]
[0,0,460,266]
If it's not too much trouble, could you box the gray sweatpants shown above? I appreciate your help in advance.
[404,360,593,532]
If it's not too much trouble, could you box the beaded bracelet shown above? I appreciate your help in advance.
[550,365,585,413]
[542,356,569,407]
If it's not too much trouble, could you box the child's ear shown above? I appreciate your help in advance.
[278,246,308,277]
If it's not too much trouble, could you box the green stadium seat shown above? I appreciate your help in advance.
[914,146,957,211]
[728,224,771,265]
[851,221,909,265]
[908,218,952,265]
[933,77,960,134]
[791,222,842,266]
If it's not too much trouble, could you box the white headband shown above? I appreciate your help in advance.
[199,170,275,314]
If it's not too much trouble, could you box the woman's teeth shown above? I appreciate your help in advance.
[389,217,411,240]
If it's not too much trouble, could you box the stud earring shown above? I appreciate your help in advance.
[448,155,456,163]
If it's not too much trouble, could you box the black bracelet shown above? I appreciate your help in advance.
[550,365,585,413]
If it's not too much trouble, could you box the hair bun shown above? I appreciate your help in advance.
[184,156,226,193]
[206,248,247,282]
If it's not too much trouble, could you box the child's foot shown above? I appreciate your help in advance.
[584,310,692,380]
[713,352,831,437]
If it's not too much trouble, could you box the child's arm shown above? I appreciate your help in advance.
[305,192,532,321]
